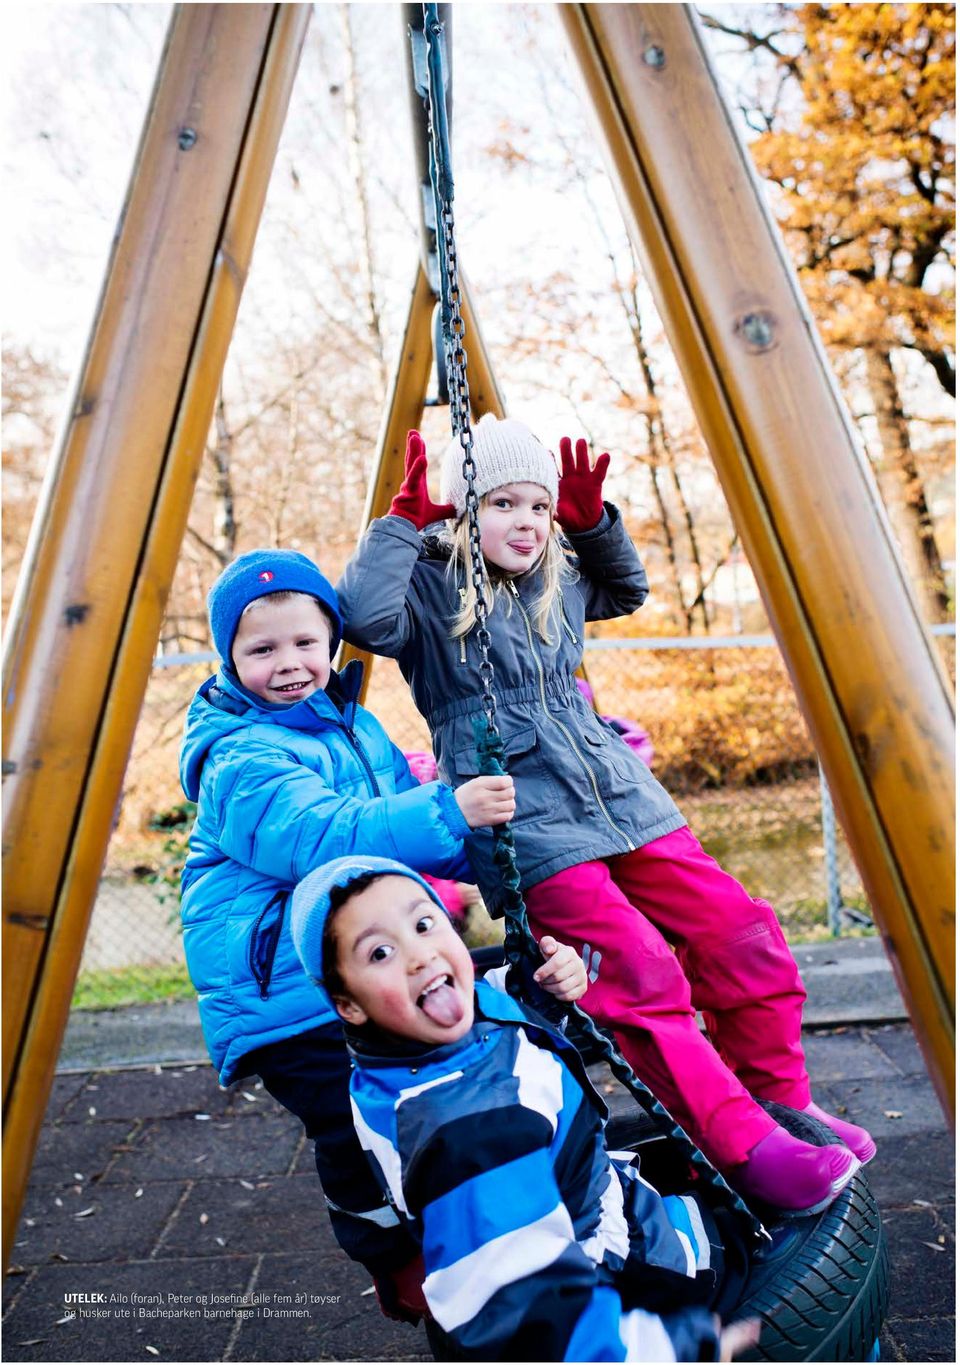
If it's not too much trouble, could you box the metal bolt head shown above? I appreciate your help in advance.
[736,310,777,352]
[643,45,666,70]
[178,127,197,151]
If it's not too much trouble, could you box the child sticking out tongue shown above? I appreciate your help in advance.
[419,977,464,1028]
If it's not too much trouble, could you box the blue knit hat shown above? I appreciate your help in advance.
[207,549,343,667]
[292,856,448,1006]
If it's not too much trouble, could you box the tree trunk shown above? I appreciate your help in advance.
[864,347,949,622]
[341,4,388,392]
[632,327,711,633]
[644,457,691,632]
[210,388,237,566]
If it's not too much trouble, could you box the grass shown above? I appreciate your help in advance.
[72,962,195,1011]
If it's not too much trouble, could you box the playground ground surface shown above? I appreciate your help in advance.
[3,938,954,1363]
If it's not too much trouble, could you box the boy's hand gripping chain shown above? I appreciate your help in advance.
[420,3,764,1243]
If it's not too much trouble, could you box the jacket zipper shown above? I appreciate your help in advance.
[249,891,286,999]
[507,581,633,852]
[559,603,578,645]
[343,724,381,797]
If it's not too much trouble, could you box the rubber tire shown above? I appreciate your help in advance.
[730,1101,889,1362]
[594,1104,888,1364]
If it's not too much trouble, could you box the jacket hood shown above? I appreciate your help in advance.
[418,529,454,561]
[179,659,365,801]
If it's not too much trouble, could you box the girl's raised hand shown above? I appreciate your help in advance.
[454,775,516,829]
[389,430,455,530]
[555,436,610,534]
[533,936,588,1001]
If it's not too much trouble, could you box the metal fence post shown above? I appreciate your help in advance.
[819,763,844,937]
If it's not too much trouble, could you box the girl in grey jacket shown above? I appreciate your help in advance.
[337,415,875,1218]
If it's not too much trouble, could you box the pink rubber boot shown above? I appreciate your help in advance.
[803,1101,877,1164]
[729,1124,860,1217]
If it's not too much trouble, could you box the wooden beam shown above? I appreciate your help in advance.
[561,3,955,1116]
[338,261,506,691]
[1,3,311,1265]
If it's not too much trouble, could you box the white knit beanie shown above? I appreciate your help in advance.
[440,413,559,518]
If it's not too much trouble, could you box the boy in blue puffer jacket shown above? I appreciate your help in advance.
[178,548,516,1303]
[290,855,760,1363]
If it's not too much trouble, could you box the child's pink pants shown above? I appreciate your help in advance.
[523,826,810,1169]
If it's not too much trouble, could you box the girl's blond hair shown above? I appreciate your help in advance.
[442,497,576,644]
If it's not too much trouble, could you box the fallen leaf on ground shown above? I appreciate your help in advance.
[883,1110,903,1119]
[73,1207,96,1219]
[913,1199,932,1207]
[146,1347,160,1356]
[199,1213,209,1225]
[56,1314,76,1325]
[922,1241,946,1252]
[361,1286,376,1297]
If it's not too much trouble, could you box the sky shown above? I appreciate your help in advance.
[2,2,172,365]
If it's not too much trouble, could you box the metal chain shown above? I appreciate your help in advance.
[420,3,764,1245]
[423,7,497,735]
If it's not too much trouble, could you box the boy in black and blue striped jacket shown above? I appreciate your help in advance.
[291,854,756,1362]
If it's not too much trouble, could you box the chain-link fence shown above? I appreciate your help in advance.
[77,629,955,1007]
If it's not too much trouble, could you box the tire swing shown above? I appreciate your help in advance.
[416,8,888,1360]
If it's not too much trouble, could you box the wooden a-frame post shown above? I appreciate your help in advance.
[561,3,955,1117]
[1,3,311,1266]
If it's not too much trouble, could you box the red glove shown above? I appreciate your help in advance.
[389,430,455,529]
[373,1253,430,1325]
[555,436,610,534]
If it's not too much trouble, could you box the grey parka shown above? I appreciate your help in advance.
[337,507,685,913]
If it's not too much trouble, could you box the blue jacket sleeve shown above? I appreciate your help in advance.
[391,745,420,795]
[204,742,468,882]
[391,743,474,883]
